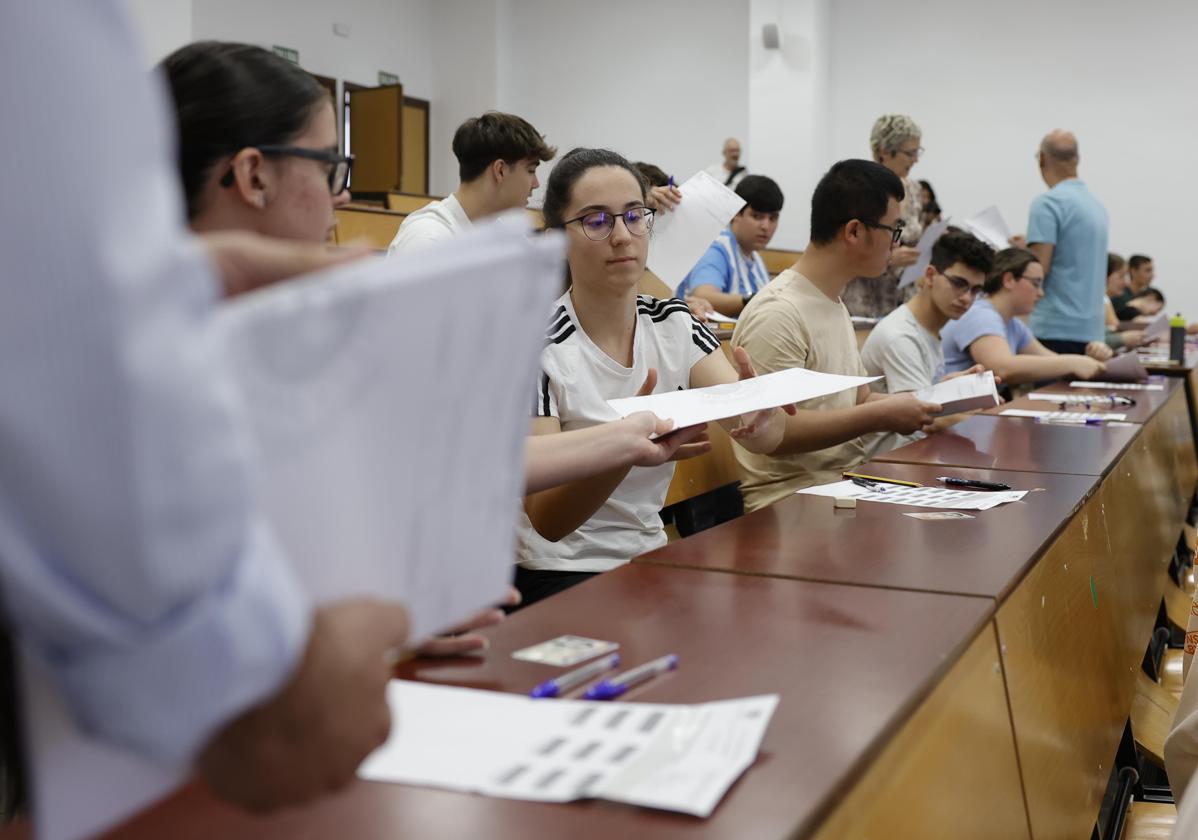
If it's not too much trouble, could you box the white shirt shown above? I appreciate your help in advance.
[859,303,945,455]
[0,0,308,766]
[519,293,718,572]
[387,193,472,255]
[703,162,747,189]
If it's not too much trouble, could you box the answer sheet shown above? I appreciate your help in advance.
[898,219,949,289]
[960,205,1012,249]
[359,681,779,818]
[646,170,746,288]
[607,367,878,430]
[1102,351,1150,382]
[798,480,1027,511]
[914,370,999,416]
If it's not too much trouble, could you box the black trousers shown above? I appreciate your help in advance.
[1039,338,1089,355]
[512,567,598,611]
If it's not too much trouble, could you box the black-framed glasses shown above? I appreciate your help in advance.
[939,272,985,298]
[861,219,905,245]
[563,206,655,241]
[220,145,354,195]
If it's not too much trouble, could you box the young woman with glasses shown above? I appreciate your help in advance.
[516,148,794,607]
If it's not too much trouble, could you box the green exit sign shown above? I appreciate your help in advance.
[272,45,299,64]
[378,71,399,86]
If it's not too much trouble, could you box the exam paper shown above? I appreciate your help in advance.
[646,170,746,288]
[707,309,738,324]
[1000,409,1128,422]
[915,371,999,416]
[1101,352,1149,383]
[359,681,779,819]
[898,220,949,289]
[798,479,1026,511]
[960,206,1012,250]
[1069,381,1164,391]
[1144,312,1170,341]
[607,367,878,430]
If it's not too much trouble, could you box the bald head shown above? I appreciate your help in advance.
[1038,129,1079,184]
[722,138,742,168]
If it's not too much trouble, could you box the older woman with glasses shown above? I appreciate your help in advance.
[842,113,927,319]
[515,147,794,606]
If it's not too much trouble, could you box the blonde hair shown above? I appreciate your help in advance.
[869,114,922,162]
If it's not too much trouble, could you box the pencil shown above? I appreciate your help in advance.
[842,472,922,488]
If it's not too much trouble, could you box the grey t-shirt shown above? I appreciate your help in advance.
[859,303,944,455]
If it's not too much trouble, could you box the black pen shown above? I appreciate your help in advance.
[937,476,1010,491]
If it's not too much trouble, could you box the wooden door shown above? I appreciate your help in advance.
[400,96,429,195]
[347,84,403,192]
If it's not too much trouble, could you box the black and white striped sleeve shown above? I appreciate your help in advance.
[533,370,558,418]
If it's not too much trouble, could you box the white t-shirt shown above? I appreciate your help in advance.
[518,293,720,572]
[859,303,945,455]
[703,162,747,189]
[386,193,471,255]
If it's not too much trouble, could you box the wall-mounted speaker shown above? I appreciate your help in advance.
[762,23,780,50]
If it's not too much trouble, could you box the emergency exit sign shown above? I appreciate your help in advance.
[378,71,399,86]
[272,45,299,64]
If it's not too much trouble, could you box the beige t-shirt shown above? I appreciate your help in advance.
[731,269,869,511]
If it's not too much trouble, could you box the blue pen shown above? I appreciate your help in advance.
[583,654,678,701]
[667,175,676,188]
[530,653,620,699]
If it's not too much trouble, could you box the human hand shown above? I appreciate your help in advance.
[626,369,712,463]
[200,230,371,298]
[1085,341,1114,361]
[878,392,939,433]
[1008,234,1028,248]
[939,363,1003,387]
[887,246,921,269]
[411,587,521,657]
[726,347,794,444]
[1072,355,1106,379]
[647,185,682,213]
[685,295,715,320]
[197,600,409,812]
[1121,330,1147,347]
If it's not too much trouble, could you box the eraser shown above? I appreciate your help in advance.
[833,497,857,509]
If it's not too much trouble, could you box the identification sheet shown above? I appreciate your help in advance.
[608,367,877,430]
[646,170,746,289]
[798,479,1027,511]
[359,681,779,819]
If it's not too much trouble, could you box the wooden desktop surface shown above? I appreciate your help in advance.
[91,565,998,840]
[639,463,1096,600]
[985,376,1181,425]
[872,413,1138,476]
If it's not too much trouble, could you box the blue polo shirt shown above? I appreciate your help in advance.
[675,227,770,299]
[1026,179,1108,343]
[941,297,1034,374]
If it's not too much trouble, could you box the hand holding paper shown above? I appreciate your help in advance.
[646,171,746,288]
[915,370,1000,417]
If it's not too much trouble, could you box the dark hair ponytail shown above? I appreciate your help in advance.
[161,41,328,218]
[542,148,647,228]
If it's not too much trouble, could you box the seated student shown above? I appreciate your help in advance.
[918,179,942,228]
[941,248,1107,385]
[388,112,556,254]
[1104,253,1145,350]
[731,159,941,512]
[859,229,995,453]
[675,175,784,317]
[518,148,797,606]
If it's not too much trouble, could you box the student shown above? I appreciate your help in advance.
[919,179,942,228]
[1103,253,1145,349]
[517,148,795,606]
[941,248,1108,384]
[731,159,941,512]
[859,229,994,453]
[675,175,783,317]
[387,112,555,254]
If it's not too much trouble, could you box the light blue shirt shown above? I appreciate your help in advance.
[0,1,309,767]
[941,298,1034,374]
[1026,179,1109,342]
[675,227,770,299]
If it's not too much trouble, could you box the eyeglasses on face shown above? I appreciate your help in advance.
[1017,273,1044,290]
[220,145,354,196]
[897,145,924,159]
[861,219,905,246]
[939,272,985,298]
[563,206,655,241]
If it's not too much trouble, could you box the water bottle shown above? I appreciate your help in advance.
[1170,313,1186,364]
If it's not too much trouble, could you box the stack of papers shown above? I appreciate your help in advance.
[914,371,999,416]
[646,170,746,288]
[798,480,1026,510]
[1103,352,1149,382]
[360,681,779,818]
[607,367,878,429]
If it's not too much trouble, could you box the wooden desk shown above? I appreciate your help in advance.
[94,566,1025,840]
[984,380,1175,425]
[873,414,1138,476]
[640,463,1097,600]
[1144,346,1198,477]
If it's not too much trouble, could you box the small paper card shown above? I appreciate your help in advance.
[512,635,620,667]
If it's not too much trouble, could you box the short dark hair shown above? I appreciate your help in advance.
[929,230,993,275]
[1128,254,1153,271]
[735,175,784,214]
[452,112,556,182]
[918,179,937,202]
[809,159,904,245]
[984,248,1040,295]
[633,162,669,188]
[1134,287,1165,304]
[542,148,647,228]
[161,41,329,219]
[1107,252,1126,276]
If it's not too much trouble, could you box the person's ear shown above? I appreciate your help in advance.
[227,148,269,209]
[489,159,507,185]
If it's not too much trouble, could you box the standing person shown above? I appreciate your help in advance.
[731,159,941,512]
[2,1,413,820]
[1026,130,1110,353]
[704,137,748,188]
[675,175,784,316]
[387,111,556,254]
[841,114,924,318]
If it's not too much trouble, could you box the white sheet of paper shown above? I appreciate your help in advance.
[798,479,1026,511]
[646,170,746,289]
[707,310,738,324]
[1068,380,1164,391]
[898,219,950,289]
[914,371,999,416]
[850,315,878,326]
[358,681,779,819]
[607,367,878,430]
[960,206,1012,249]
[24,213,564,840]
[1000,409,1128,422]
[1144,312,1170,341]
[1102,352,1150,383]
[1027,392,1134,405]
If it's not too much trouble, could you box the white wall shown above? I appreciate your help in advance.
[125,0,193,63]
[826,0,1198,317]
